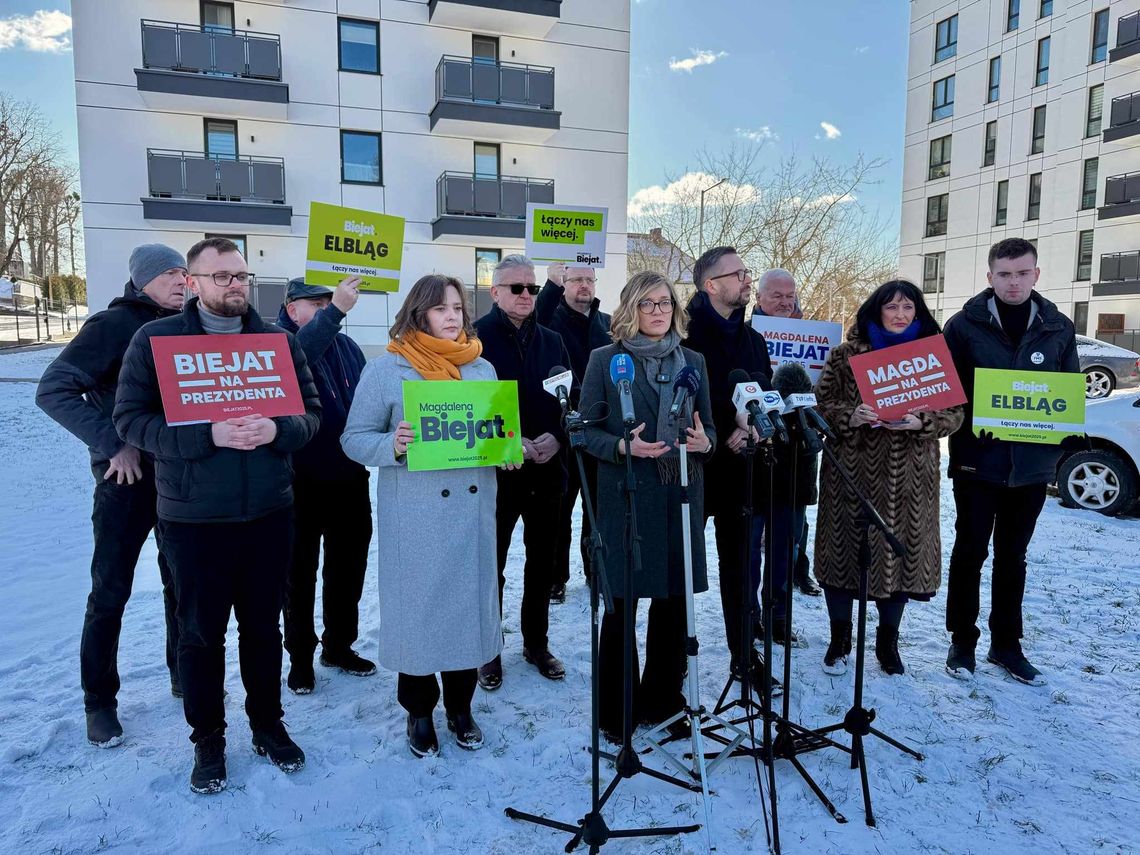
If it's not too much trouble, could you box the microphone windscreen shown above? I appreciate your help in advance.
[549,364,569,379]
[772,361,814,397]
[750,371,774,391]
[609,352,635,386]
[728,368,751,387]
[674,365,701,395]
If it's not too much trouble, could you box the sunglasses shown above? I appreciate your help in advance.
[502,283,540,296]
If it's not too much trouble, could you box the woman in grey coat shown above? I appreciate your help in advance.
[579,271,715,741]
[341,275,502,758]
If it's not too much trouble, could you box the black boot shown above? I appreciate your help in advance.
[85,707,124,748]
[190,731,227,794]
[876,625,905,676]
[287,659,315,695]
[794,551,821,596]
[407,714,439,758]
[822,621,852,675]
[251,721,306,773]
[320,648,377,677]
[446,711,485,750]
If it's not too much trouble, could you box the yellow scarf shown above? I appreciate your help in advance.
[386,329,483,381]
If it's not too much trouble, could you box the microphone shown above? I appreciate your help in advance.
[729,368,775,440]
[668,365,701,422]
[751,372,789,443]
[608,352,636,425]
[543,364,573,414]
[772,362,836,442]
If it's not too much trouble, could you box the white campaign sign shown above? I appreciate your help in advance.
[750,315,843,383]
[525,203,609,268]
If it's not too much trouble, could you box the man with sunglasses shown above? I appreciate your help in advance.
[114,237,321,794]
[474,254,573,690]
[536,263,611,602]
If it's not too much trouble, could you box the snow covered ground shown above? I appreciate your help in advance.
[1,345,1137,854]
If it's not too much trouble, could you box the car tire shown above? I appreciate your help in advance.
[1084,367,1115,400]
[1057,449,1137,516]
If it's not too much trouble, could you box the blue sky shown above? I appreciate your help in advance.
[0,0,910,237]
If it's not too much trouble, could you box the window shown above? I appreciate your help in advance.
[206,233,246,257]
[1076,231,1094,281]
[1027,173,1042,220]
[987,56,1001,103]
[995,180,1010,225]
[201,2,235,32]
[1091,9,1110,63]
[340,131,381,184]
[983,120,998,166]
[926,193,949,237]
[1086,84,1104,138]
[1007,0,1020,31]
[1073,302,1089,336]
[472,35,499,62]
[1081,158,1099,210]
[935,15,958,63]
[474,142,500,178]
[931,75,955,122]
[1035,37,1050,86]
[204,119,237,159]
[923,252,945,294]
[1039,0,1052,18]
[1031,105,1047,154]
[472,248,500,317]
[338,18,379,74]
[928,135,952,180]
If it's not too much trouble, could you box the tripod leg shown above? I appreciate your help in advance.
[786,756,848,824]
[854,734,875,827]
[868,726,925,761]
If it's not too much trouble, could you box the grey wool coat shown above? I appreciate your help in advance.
[340,352,503,675]
[579,343,716,600]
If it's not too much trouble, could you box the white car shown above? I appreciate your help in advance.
[1056,390,1140,515]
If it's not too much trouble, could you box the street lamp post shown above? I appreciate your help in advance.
[698,177,727,257]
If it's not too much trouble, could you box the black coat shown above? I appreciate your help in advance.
[474,305,572,493]
[943,289,1079,487]
[277,303,368,484]
[535,279,611,399]
[113,297,321,523]
[36,282,180,466]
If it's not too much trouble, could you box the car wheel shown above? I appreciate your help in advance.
[1057,450,1137,515]
[1084,367,1115,399]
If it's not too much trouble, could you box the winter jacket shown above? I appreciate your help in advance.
[943,289,1079,487]
[813,331,965,600]
[535,279,611,399]
[474,304,573,493]
[112,297,321,524]
[276,302,368,484]
[36,282,181,466]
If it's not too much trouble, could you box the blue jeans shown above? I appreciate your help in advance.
[751,504,807,622]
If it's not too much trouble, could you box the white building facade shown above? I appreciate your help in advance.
[71,0,630,352]
[900,0,1140,338]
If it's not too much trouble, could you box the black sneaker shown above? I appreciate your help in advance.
[523,647,566,681]
[822,620,852,676]
[85,707,124,748]
[287,660,315,695]
[446,711,485,750]
[190,731,227,795]
[407,714,439,758]
[987,643,1045,686]
[549,582,567,604]
[477,655,503,691]
[876,625,905,676]
[945,642,976,679]
[251,722,306,773]
[319,648,377,677]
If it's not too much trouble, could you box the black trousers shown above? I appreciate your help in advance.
[159,507,292,743]
[945,479,1048,648]
[283,476,372,661]
[712,511,763,664]
[397,670,478,718]
[495,478,559,653]
[598,596,686,735]
[554,455,597,585]
[82,463,179,712]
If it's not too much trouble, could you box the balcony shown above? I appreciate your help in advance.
[1105,92,1140,143]
[142,149,292,226]
[431,56,560,142]
[1092,251,1140,297]
[134,20,288,117]
[432,171,554,240]
[427,0,562,38]
[1110,11,1140,62]
[1099,172,1140,220]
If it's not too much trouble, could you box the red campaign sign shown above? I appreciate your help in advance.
[150,333,305,425]
[849,334,967,421]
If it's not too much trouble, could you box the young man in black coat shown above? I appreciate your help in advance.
[474,254,573,690]
[943,238,1079,686]
[113,237,321,794]
[276,276,373,694]
[535,262,611,602]
[36,243,188,748]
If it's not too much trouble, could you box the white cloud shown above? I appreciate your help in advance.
[0,10,71,53]
[668,49,728,73]
[818,121,842,140]
[854,45,870,55]
[805,192,857,209]
[735,126,779,143]
[628,171,759,218]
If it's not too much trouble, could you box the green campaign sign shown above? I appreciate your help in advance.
[305,201,405,292]
[972,368,1085,445]
[403,380,524,472]
[525,203,608,267]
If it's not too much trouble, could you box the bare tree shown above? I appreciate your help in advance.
[0,94,60,277]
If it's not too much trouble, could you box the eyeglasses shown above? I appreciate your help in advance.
[637,298,675,314]
[191,272,254,287]
[708,268,753,284]
[503,283,540,296]
[566,277,596,285]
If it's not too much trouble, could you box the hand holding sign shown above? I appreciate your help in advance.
[211,413,277,451]
[331,276,363,313]
[393,420,415,457]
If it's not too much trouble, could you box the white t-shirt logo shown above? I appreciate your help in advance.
[1030,351,1044,365]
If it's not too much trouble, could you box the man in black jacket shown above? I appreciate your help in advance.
[114,237,320,794]
[277,276,373,695]
[474,254,572,690]
[536,262,611,602]
[36,243,188,748]
[943,238,1079,686]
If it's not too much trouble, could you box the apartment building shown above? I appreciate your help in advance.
[71,0,631,352]
[900,0,1140,338]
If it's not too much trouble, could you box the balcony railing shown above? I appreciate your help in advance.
[146,149,287,204]
[140,20,282,80]
[427,0,563,37]
[1100,171,1140,219]
[436,171,553,219]
[1100,251,1140,283]
[1111,10,1140,62]
[436,55,555,110]
[1106,92,1140,142]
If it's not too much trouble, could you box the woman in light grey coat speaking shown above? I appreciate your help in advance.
[342,274,501,758]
